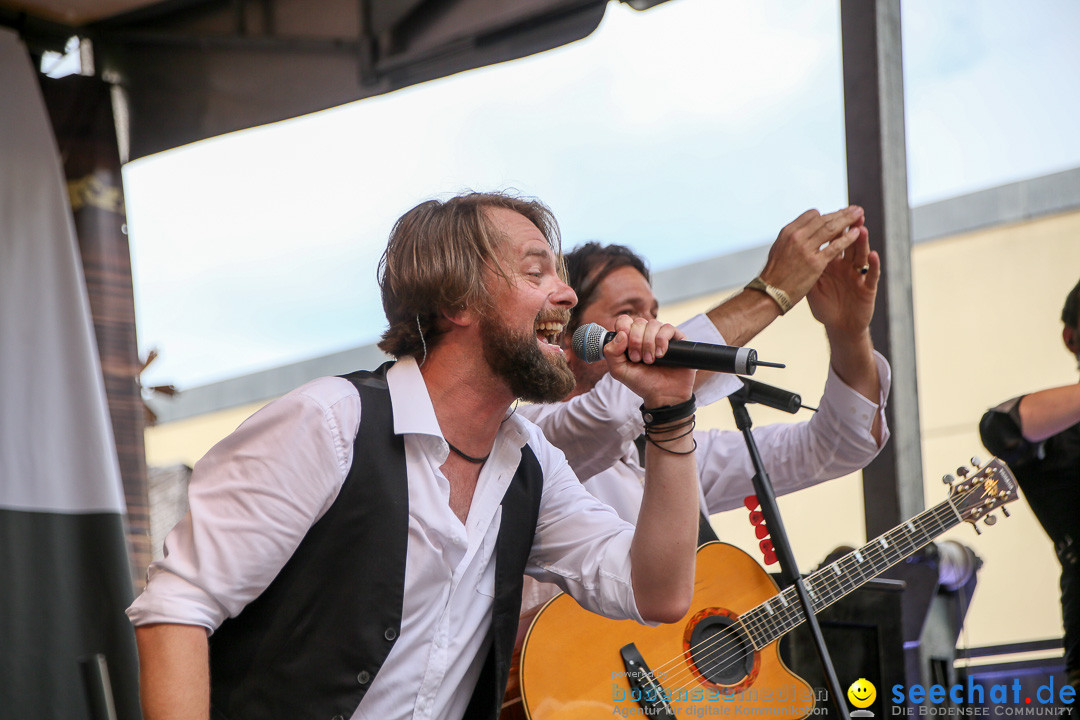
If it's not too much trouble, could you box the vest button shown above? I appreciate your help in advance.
[384,627,398,641]
[356,670,371,685]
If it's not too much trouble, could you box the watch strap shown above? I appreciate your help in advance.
[745,276,793,315]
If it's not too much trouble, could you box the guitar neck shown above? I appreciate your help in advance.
[739,495,964,649]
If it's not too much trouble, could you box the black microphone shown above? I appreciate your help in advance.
[571,322,785,376]
[735,378,803,414]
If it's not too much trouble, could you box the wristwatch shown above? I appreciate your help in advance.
[744,276,793,315]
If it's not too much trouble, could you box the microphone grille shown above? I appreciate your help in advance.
[571,323,607,363]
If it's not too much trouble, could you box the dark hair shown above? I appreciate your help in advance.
[1063,277,1080,328]
[564,242,650,333]
[377,191,561,359]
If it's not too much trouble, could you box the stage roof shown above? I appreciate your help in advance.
[2,0,664,159]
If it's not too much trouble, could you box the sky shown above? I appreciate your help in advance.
[122,0,1080,390]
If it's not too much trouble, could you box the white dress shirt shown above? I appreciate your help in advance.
[128,358,645,720]
[518,313,891,610]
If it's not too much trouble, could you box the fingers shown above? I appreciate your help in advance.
[626,317,650,363]
[611,315,681,364]
[849,226,871,273]
[818,226,876,287]
[812,206,864,257]
[787,208,825,233]
[606,316,696,407]
[775,206,864,260]
[864,249,882,291]
[759,205,870,305]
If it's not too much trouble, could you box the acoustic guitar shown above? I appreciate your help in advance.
[511,457,1018,720]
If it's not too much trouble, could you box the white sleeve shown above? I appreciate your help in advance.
[698,352,892,513]
[521,313,741,481]
[126,377,360,631]
[520,373,641,482]
[523,427,647,624]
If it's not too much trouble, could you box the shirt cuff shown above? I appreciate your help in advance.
[677,313,743,405]
[821,350,891,444]
[126,567,224,633]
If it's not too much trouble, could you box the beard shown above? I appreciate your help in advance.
[479,311,575,403]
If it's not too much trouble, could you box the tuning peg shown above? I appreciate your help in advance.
[970,456,982,468]
[985,514,998,526]
[1001,507,1011,518]
[956,466,970,478]
[971,523,982,535]
[942,473,956,485]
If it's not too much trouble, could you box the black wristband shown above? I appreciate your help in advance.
[640,394,696,427]
[644,436,699,456]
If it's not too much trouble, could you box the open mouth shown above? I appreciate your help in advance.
[535,320,565,349]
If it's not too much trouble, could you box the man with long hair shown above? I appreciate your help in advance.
[127,192,702,720]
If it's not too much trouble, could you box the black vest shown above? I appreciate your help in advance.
[209,364,544,720]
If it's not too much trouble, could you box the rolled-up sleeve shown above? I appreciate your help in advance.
[522,426,647,624]
[979,396,1034,466]
[126,377,359,631]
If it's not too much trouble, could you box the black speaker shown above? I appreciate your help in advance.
[778,577,907,718]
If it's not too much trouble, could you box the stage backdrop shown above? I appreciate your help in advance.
[0,28,141,720]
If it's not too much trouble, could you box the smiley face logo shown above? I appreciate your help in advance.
[847,678,876,709]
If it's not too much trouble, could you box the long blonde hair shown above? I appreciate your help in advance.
[377,191,562,359]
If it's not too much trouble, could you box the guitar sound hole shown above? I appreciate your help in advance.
[687,614,754,686]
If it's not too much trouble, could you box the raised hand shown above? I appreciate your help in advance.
[758,206,867,305]
[807,222,880,339]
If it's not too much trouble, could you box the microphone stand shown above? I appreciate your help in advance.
[729,381,850,720]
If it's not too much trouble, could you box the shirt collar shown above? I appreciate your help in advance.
[386,356,530,450]
[386,356,442,438]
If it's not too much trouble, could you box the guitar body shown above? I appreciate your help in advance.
[513,458,1019,720]
[519,542,814,720]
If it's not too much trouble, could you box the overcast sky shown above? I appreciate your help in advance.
[122,0,1080,389]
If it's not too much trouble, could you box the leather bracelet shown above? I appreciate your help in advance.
[745,276,793,315]
[644,436,699,455]
[640,394,696,427]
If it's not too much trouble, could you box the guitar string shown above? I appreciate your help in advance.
[536,474,1010,710]
[610,478,994,696]
[644,501,958,698]
[607,464,1009,696]
[643,505,954,696]
[655,498,960,695]
[745,474,999,647]
[645,489,980,700]
[630,490,975,699]
[636,510,925,689]
[747,503,946,641]
[630,658,677,715]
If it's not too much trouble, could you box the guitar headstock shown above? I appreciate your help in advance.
[945,457,1019,531]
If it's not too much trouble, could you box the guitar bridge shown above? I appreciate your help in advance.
[620,643,677,718]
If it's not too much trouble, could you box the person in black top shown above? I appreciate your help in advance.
[980,277,1080,693]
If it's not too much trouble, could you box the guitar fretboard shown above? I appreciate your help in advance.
[737,494,965,650]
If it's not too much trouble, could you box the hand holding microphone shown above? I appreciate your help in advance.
[593,316,699,410]
[572,322,784,376]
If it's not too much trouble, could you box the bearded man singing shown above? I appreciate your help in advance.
[127,191,702,720]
